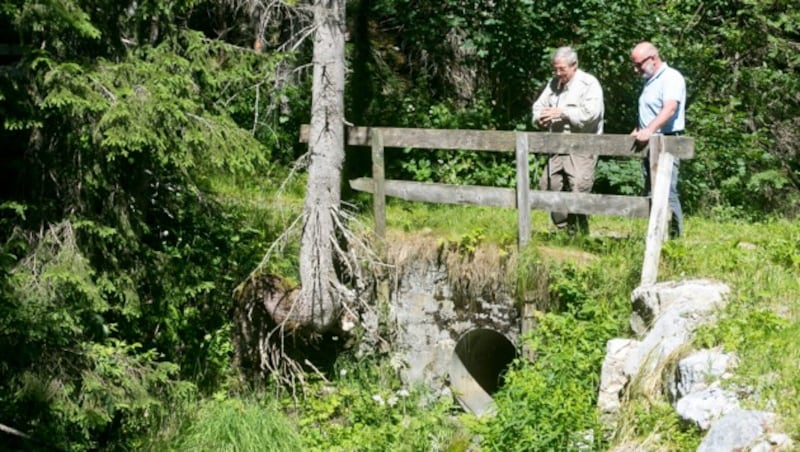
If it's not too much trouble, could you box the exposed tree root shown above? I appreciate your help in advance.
[233,203,389,395]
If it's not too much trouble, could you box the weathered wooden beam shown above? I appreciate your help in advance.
[302,124,516,151]
[349,178,651,218]
[371,129,386,240]
[529,190,650,218]
[526,133,694,159]
[300,125,694,158]
[641,139,674,285]
[516,133,531,248]
[350,178,515,208]
[648,135,662,191]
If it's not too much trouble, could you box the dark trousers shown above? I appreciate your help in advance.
[643,157,683,238]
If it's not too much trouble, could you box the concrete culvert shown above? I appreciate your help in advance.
[449,328,517,416]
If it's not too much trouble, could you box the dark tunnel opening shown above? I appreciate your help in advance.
[452,328,517,396]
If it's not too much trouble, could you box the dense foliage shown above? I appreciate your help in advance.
[0,0,291,448]
[360,0,799,215]
[0,0,797,449]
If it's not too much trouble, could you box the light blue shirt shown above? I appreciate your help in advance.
[638,62,685,133]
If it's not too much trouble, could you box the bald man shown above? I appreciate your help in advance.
[631,41,686,238]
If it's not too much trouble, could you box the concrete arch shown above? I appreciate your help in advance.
[449,328,517,416]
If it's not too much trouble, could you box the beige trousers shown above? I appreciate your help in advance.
[539,154,598,230]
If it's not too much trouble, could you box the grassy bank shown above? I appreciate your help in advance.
[157,196,799,450]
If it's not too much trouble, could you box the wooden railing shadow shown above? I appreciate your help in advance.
[300,125,694,285]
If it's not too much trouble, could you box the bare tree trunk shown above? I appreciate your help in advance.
[298,0,346,332]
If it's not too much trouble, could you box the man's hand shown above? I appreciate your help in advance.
[630,128,649,152]
[537,107,564,126]
[632,127,653,143]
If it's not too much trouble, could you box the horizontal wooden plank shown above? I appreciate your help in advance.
[526,133,694,159]
[300,125,694,158]
[350,178,651,218]
[529,188,650,218]
[302,124,516,151]
[350,177,515,208]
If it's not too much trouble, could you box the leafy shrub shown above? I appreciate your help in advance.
[388,100,520,188]
[295,356,464,451]
[0,222,194,450]
[594,158,645,196]
[477,310,607,451]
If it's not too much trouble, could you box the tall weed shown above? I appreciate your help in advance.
[293,356,466,452]
[169,396,302,451]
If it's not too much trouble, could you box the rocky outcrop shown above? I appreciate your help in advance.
[599,279,793,451]
[698,410,791,452]
[668,349,737,402]
[629,280,730,337]
[598,279,730,419]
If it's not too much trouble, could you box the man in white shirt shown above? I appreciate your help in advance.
[631,41,686,238]
[532,46,604,234]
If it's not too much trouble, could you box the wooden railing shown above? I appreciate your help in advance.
[300,125,694,285]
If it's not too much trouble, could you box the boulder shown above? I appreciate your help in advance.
[668,349,737,402]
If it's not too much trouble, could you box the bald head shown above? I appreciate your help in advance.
[631,41,661,79]
[632,42,658,61]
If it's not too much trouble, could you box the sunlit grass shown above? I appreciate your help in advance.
[209,169,306,218]
[367,201,800,447]
[383,199,651,243]
[169,397,303,451]
[200,177,799,449]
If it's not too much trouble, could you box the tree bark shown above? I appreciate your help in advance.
[298,0,346,332]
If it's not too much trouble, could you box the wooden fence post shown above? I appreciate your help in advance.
[371,129,386,240]
[648,133,662,192]
[370,129,391,333]
[516,132,531,249]
[641,135,673,285]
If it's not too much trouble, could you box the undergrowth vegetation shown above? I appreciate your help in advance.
[4,163,798,450]
[292,357,467,451]
[155,202,799,451]
[1,0,798,449]
[368,203,800,450]
[169,396,303,451]
[130,198,787,451]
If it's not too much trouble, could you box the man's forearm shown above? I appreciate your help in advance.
[644,101,678,133]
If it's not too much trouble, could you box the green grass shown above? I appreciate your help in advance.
[383,198,652,244]
[160,188,798,450]
[167,396,303,451]
[373,201,800,448]
[289,356,468,452]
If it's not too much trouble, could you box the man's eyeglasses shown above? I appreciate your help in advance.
[633,55,654,69]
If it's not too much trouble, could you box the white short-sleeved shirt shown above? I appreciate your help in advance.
[638,62,686,133]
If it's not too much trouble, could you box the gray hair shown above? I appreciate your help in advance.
[552,46,578,66]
